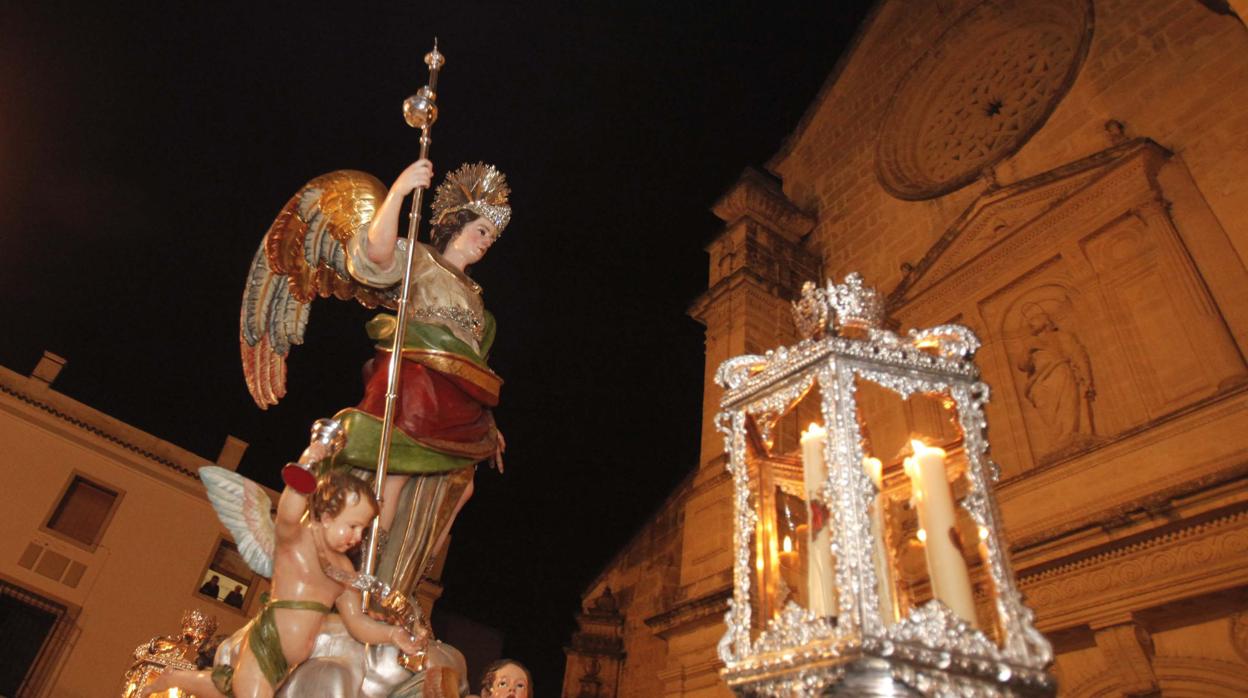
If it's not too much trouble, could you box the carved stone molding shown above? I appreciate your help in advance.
[875,0,1094,200]
[711,168,815,241]
[644,585,731,639]
[1020,509,1248,631]
[891,140,1170,318]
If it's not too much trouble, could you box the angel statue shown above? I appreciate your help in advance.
[236,159,510,693]
[142,443,425,698]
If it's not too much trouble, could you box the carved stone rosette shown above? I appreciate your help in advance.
[716,276,1054,696]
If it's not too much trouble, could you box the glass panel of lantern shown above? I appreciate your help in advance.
[853,376,1003,643]
[743,374,832,642]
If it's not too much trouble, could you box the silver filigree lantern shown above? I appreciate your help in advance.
[715,274,1054,697]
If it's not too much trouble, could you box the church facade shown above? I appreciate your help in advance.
[563,1,1248,695]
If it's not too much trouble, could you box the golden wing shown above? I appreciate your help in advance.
[240,170,398,409]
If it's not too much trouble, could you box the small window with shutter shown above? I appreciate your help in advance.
[44,475,121,550]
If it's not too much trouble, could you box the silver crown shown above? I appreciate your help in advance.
[791,273,885,340]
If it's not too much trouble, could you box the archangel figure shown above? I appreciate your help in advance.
[225,158,511,695]
[241,158,508,595]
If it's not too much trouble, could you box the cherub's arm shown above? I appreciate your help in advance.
[274,442,333,535]
[334,589,427,654]
[364,159,434,266]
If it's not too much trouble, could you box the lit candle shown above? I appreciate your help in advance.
[801,423,837,617]
[779,534,798,567]
[904,440,977,625]
[862,456,896,626]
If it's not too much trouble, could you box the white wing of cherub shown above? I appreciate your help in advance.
[200,466,277,578]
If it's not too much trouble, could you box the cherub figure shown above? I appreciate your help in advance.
[143,445,424,698]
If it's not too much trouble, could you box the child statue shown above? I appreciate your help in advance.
[143,445,424,698]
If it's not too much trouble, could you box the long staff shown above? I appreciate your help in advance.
[362,41,446,590]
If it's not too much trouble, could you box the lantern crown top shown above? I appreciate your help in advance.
[793,273,885,340]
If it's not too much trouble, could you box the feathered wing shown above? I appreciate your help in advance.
[239,170,399,408]
[200,466,278,578]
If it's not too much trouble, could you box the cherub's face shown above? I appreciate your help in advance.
[486,663,530,698]
[446,216,499,266]
[319,494,375,553]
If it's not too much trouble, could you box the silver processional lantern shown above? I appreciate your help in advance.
[715,274,1055,697]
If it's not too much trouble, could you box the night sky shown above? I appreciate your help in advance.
[1,2,870,693]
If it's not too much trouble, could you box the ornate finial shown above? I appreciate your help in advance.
[791,273,885,340]
[791,281,831,340]
[179,608,218,643]
[829,273,884,331]
[404,39,444,129]
[425,38,445,72]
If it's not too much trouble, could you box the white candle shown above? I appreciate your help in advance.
[904,440,977,625]
[863,456,897,626]
[801,423,837,617]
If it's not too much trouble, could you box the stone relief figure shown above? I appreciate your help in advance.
[1015,302,1097,459]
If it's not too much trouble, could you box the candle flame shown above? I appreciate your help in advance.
[916,528,927,543]
[782,535,793,553]
[862,456,883,488]
[978,525,989,541]
[910,439,947,459]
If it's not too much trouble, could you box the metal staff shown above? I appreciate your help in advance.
[362,40,446,589]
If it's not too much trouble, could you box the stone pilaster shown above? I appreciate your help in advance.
[661,168,815,696]
[562,588,625,698]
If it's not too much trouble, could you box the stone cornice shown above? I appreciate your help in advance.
[1020,507,1248,631]
[689,268,802,325]
[644,585,732,639]
[566,632,625,659]
[711,168,815,241]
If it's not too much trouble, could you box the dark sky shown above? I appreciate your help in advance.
[1,1,870,693]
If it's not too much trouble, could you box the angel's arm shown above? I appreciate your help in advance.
[364,160,435,266]
[335,589,427,653]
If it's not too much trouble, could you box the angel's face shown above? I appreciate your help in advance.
[319,494,375,553]
[446,216,499,266]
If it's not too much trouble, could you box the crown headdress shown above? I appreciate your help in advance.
[431,162,511,235]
